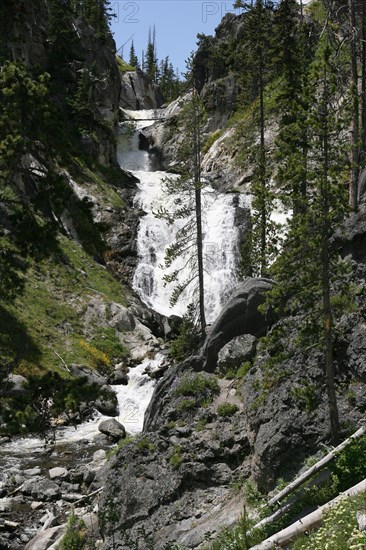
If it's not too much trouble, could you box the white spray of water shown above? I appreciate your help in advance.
[119,109,242,323]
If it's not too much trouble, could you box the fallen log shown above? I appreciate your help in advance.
[249,478,366,550]
[254,470,331,532]
[268,425,365,507]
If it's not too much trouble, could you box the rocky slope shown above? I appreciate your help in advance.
[97,208,366,550]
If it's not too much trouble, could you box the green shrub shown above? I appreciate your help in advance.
[217,403,239,417]
[136,436,157,452]
[236,362,252,379]
[204,508,264,549]
[293,494,366,550]
[169,313,200,362]
[107,436,136,459]
[177,397,197,412]
[195,417,208,431]
[59,512,86,550]
[202,129,224,154]
[291,379,319,412]
[169,445,183,469]
[174,372,219,397]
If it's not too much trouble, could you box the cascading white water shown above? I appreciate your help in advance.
[0,358,160,476]
[119,109,243,323]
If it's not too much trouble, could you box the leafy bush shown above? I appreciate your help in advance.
[177,397,197,412]
[293,494,366,550]
[217,403,239,417]
[236,362,252,379]
[174,372,219,397]
[59,512,86,550]
[169,445,183,469]
[291,379,319,412]
[169,312,200,362]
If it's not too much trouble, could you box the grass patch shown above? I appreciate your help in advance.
[174,372,219,397]
[116,56,135,73]
[202,129,224,155]
[217,403,239,417]
[173,372,219,413]
[1,234,127,376]
[293,494,366,550]
[169,445,183,469]
[107,436,136,459]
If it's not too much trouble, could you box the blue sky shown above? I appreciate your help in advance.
[110,1,244,75]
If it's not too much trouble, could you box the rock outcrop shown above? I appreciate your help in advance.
[99,373,251,549]
[202,277,275,372]
[120,68,164,110]
[3,0,121,168]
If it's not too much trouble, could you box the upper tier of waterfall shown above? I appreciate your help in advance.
[118,110,245,323]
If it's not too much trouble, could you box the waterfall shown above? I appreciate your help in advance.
[118,109,243,323]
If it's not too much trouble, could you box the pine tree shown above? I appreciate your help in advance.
[155,91,207,336]
[240,0,276,276]
[144,26,159,82]
[273,0,312,215]
[158,56,181,102]
[266,24,350,445]
[129,40,139,68]
[361,0,366,162]
[48,0,79,67]
[348,0,360,210]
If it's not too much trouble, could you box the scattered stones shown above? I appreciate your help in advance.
[24,467,42,477]
[21,478,61,501]
[48,467,68,481]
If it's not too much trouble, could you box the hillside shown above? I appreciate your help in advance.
[1,0,366,549]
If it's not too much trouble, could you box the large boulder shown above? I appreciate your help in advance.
[98,419,126,442]
[95,386,118,417]
[21,478,60,501]
[202,277,275,372]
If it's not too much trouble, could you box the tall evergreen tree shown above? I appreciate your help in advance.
[155,91,207,336]
[348,0,360,210]
[239,0,276,276]
[274,0,312,215]
[129,40,139,68]
[144,26,159,82]
[266,24,350,445]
